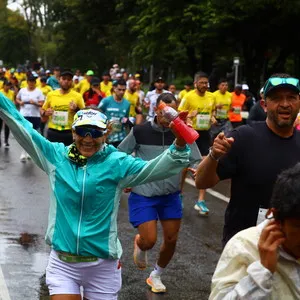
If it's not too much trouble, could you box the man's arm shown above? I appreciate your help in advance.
[118,128,137,154]
[195,132,234,189]
[210,220,285,300]
[98,97,107,112]
[119,123,189,188]
[210,252,274,300]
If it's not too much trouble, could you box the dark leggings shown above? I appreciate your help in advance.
[0,118,10,142]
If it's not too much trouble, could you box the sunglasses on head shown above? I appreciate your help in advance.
[264,77,300,95]
[75,127,105,138]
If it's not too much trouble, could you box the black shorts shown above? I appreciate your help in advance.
[47,129,73,146]
[231,121,243,129]
[24,117,41,130]
[195,130,211,156]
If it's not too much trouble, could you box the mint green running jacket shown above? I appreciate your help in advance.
[0,94,190,259]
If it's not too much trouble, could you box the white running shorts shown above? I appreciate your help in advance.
[46,250,122,299]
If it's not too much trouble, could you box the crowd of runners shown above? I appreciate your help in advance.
[1,63,300,299]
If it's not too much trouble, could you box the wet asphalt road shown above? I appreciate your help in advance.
[0,135,230,300]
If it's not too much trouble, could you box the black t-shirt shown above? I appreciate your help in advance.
[217,122,300,245]
[247,101,266,123]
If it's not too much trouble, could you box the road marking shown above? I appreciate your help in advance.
[185,178,230,203]
[0,265,11,300]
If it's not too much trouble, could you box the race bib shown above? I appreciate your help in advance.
[241,111,249,119]
[232,106,241,115]
[216,108,227,119]
[196,114,210,130]
[111,117,122,133]
[52,111,68,126]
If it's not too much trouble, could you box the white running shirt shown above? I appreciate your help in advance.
[17,88,44,117]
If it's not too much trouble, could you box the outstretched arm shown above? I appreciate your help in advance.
[0,93,64,173]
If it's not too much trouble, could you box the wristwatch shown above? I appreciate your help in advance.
[208,147,219,161]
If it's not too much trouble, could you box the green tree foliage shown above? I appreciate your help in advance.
[0,5,30,66]
[7,0,300,91]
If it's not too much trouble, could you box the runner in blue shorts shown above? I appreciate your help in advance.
[118,93,201,294]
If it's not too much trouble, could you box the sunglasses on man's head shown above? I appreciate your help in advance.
[75,127,105,138]
[264,77,300,95]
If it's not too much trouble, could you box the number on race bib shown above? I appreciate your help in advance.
[196,114,210,130]
[52,111,69,126]
[216,108,227,119]
[233,106,241,114]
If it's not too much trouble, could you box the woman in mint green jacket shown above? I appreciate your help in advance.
[0,93,190,300]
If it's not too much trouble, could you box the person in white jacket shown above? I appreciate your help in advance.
[210,163,300,300]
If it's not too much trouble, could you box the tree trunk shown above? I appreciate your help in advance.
[186,46,198,77]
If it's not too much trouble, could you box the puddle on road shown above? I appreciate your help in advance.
[0,210,50,299]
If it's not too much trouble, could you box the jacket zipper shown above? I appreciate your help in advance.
[77,166,87,255]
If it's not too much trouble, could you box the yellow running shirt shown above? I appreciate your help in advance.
[78,79,90,95]
[100,81,112,97]
[178,90,215,130]
[20,81,27,88]
[39,85,53,97]
[36,78,41,88]
[212,90,232,120]
[72,83,80,93]
[0,89,15,102]
[178,89,190,101]
[15,72,26,82]
[42,89,85,131]
[124,90,139,117]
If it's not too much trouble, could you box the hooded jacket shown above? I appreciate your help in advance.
[0,94,190,259]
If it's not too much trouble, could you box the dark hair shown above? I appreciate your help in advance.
[194,71,208,82]
[156,92,177,107]
[271,163,300,221]
[115,79,126,86]
[3,79,12,86]
[218,78,228,85]
[40,77,47,83]
[270,73,292,79]
[27,76,36,82]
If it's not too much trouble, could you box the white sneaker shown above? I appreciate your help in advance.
[20,153,26,162]
[133,234,148,270]
[146,274,166,293]
[26,153,31,160]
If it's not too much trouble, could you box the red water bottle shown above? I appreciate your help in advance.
[158,102,199,144]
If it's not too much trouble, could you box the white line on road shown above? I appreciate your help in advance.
[185,178,230,203]
[0,265,11,300]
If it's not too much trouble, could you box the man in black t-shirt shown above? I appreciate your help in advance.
[195,73,300,246]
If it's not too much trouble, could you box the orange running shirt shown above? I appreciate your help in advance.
[229,92,246,122]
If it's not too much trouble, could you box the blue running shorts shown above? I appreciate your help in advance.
[128,191,183,228]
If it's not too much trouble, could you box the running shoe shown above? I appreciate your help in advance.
[26,153,31,160]
[146,274,166,293]
[20,153,26,162]
[4,142,9,148]
[133,234,147,270]
[194,200,209,215]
